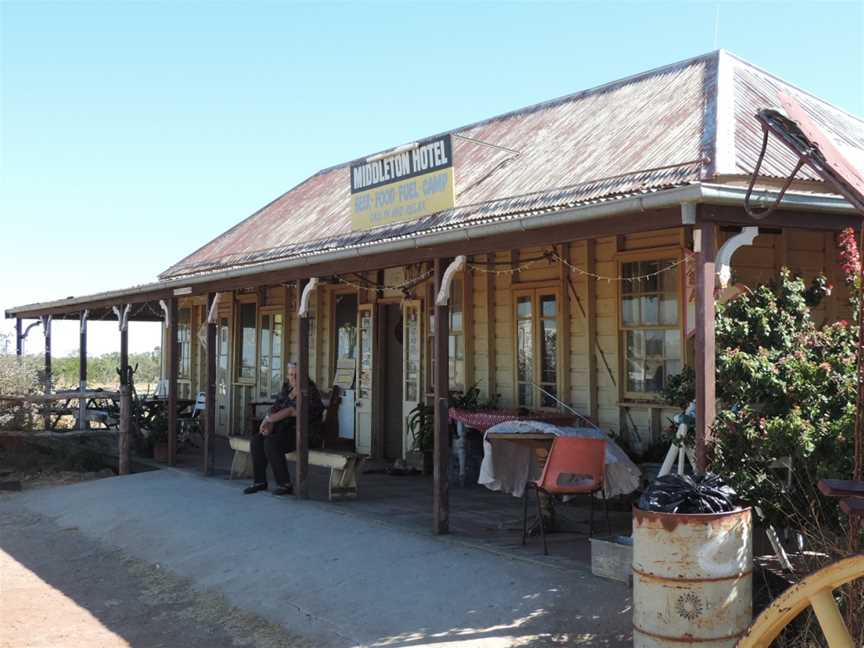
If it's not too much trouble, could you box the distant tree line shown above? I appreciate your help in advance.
[0,332,163,391]
[49,348,162,388]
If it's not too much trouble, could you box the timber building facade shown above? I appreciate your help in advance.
[7,50,864,532]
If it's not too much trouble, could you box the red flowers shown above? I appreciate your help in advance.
[837,227,861,286]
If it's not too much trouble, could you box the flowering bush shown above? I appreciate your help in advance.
[711,269,854,530]
[0,334,42,430]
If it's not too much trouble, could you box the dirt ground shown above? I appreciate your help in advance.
[0,443,314,648]
[0,507,316,648]
[0,439,116,492]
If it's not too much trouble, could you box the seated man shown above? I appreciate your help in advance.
[243,362,325,496]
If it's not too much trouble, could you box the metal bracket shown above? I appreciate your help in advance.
[207,293,221,324]
[435,255,466,306]
[716,226,759,288]
[79,310,89,334]
[40,315,52,336]
[112,304,131,331]
[22,320,42,341]
[298,278,319,317]
[158,299,171,329]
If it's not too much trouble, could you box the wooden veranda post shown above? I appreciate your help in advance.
[694,219,717,474]
[167,297,179,466]
[204,293,217,476]
[297,279,310,499]
[119,318,131,475]
[433,258,451,534]
[78,311,88,429]
[43,316,52,429]
[15,318,22,356]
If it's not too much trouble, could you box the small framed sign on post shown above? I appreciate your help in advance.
[351,135,455,231]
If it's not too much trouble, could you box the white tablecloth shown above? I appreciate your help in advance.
[478,420,641,498]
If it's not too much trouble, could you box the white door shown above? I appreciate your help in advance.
[355,304,374,455]
[216,316,231,437]
[402,300,422,459]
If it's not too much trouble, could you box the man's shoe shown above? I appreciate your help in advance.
[243,483,267,494]
[273,483,293,496]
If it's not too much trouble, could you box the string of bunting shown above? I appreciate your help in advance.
[466,258,546,275]
[549,250,687,283]
[334,268,434,293]
[465,250,686,283]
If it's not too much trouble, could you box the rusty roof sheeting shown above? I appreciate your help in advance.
[160,162,702,278]
[727,52,864,180]
[160,50,864,280]
[161,54,713,279]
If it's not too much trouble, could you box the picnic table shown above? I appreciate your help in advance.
[37,389,121,429]
[136,396,195,429]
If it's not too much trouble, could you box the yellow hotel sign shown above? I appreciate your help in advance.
[351,135,455,231]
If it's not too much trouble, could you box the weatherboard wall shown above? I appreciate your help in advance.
[171,224,851,449]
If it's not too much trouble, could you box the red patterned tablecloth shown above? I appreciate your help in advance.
[448,407,575,432]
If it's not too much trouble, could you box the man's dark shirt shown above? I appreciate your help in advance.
[270,380,325,425]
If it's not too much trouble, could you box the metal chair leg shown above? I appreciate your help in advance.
[603,484,611,536]
[536,487,548,555]
[522,488,529,546]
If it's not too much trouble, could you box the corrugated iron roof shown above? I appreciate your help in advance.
[160,50,864,280]
[726,52,864,179]
[160,162,702,277]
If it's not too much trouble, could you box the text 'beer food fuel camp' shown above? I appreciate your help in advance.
[350,135,455,231]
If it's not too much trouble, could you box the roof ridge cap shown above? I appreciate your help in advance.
[712,49,737,176]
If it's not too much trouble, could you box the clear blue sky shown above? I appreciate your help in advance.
[1,0,862,357]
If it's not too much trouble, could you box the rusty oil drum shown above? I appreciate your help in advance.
[632,507,752,647]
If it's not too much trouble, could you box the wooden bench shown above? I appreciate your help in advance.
[228,436,364,501]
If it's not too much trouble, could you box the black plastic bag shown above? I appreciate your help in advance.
[638,473,738,514]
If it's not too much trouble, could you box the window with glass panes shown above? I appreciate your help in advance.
[514,288,560,408]
[258,312,283,399]
[334,293,358,363]
[448,278,464,389]
[427,276,465,391]
[237,302,257,382]
[620,259,681,395]
[177,308,191,379]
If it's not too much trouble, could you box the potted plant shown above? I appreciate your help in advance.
[147,410,170,463]
[406,402,434,474]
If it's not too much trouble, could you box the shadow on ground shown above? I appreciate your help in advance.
[0,469,633,647]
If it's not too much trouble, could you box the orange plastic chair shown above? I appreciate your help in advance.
[521,436,609,555]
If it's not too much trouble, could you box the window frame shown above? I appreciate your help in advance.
[616,248,685,402]
[328,286,359,387]
[257,307,284,400]
[425,274,466,394]
[512,285,563,411]
[177,307,192,381]
[234,297,258,385]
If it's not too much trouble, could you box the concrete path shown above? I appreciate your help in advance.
[0,470,632,647]
[0,509,314,648]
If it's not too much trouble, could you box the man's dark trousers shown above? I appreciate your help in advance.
[250,421,296,486]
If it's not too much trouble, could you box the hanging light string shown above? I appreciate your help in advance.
[466,257,547,275]
[549,250,687,284]
[465,249,686,283]
[334,268,434,292]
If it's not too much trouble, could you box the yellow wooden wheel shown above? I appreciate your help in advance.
[737,555,864,648]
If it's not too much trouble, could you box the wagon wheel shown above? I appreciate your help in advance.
[737,555,864,648]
